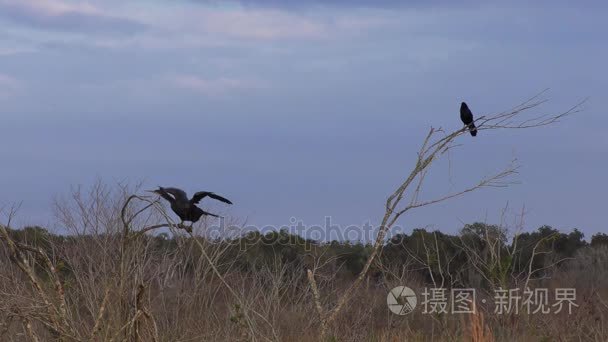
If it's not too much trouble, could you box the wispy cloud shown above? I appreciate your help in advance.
[0,1,397,52]
[0,73,22,97]
[122,4,396,47]
[0,46,36,56]
[194,0,458,10]
[170,74,268,96]
[0,0,145,34]
[131,7,346,44]
[193,8,326,40]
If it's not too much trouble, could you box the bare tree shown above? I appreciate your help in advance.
[305,90,585,340]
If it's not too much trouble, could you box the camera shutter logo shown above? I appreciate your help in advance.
[387,286,417,315]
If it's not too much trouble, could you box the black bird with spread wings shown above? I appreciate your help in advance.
[148,187,232,230]
[460,102,478,137]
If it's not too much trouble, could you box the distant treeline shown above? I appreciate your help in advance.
[3,223,607,289]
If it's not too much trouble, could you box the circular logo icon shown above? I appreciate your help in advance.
[387,286,417,315]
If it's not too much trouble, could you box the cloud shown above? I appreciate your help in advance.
[0,46,36,56]
[0,73,22,97]
[0,1,398,52]
[123,4,396,46]
[197,0,606,10]
[0,0,145,34]
[170,74,267,95]
[196,8,326,40]
[0,74,20,86]
[186,0,494,13]
[197,0,445,9]
[135,6,333,42]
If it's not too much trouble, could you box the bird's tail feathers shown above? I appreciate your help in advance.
[469,122,477,137]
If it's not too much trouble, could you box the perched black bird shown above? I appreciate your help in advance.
[148,187,232,230]
[460,102,478,137]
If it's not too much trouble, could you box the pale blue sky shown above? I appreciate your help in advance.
[0,0,605,237]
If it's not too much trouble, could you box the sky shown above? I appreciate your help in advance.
[0,0,606,239]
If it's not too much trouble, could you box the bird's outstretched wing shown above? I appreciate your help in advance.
[160,187,189,202]
[148,187,175,203]
[191,191,233,205]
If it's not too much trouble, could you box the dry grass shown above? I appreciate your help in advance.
[1,182,604,341]
[466,307,494,342]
